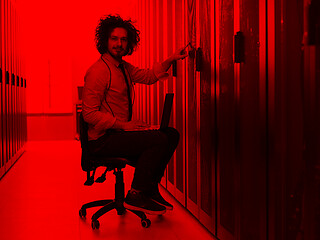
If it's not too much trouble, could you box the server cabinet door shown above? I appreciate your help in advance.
[22,78,26,146]
[303,0,320,237]
[186,0,199,217]
[3,0,9,168]
[238,0,267,239]
[166,0,175,193]
[11,73,16,157]
[217,0,268,239]
[7,0,13,163]
[5,70,9,165]
[173,0,187,205]
[12,2,17,156]
[158,0,167,188]
[150,0,158,129]
[216,0,237,238]
[267,0,314,239]
[10,1,15,157]
[1,0,7,176]
[151,0,159,128]
[198,0,216,234]
[16,76,20,151]
[162,0,188,205]
[141,0,147,124]
[6,0,13,164]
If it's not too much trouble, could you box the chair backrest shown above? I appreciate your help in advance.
[79,112,94,172]
[79,112,89,149]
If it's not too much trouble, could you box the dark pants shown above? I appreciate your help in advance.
[88,127,180,192]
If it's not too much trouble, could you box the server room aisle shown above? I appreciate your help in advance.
[0,141,214,240]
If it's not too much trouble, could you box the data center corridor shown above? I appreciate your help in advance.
[0,141,214,240]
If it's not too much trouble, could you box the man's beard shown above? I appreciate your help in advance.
[110,47,126,59]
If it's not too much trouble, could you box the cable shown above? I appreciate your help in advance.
[101,56,115,117]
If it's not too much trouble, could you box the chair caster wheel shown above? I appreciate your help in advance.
[79,209,87,219]
[91,220,100,230]
[141,219,151,228]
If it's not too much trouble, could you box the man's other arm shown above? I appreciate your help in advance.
[82,69,116,132]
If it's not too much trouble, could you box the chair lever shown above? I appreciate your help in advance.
[84,170,96,186]
[95,170,107,183]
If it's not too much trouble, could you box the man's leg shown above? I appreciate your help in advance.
[144,127,180,210]
[88,129,179,214]
[154,127,180,183]
[89,129,171,190]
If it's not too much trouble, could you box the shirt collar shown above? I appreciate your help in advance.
[102,52,125,68]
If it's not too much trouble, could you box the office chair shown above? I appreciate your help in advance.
[78,113,151,229]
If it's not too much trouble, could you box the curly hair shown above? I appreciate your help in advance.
[95,15,140,55]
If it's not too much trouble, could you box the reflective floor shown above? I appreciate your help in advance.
[0,141,214,240]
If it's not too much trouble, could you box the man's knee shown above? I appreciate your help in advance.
[164,127,180,145]
[153,131,169,148]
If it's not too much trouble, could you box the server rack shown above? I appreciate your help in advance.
[0,0,27,180]
[133,0,320,239]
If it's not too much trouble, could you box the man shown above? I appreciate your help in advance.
[82,15,188,215]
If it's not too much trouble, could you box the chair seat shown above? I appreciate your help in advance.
[91,156,130,169]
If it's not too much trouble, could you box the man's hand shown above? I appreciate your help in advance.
[122,120,149,130]
[171,44,190,61]
[162,44,190,72]
[112,119,149,130]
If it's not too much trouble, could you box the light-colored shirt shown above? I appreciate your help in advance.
[82,52,169,140]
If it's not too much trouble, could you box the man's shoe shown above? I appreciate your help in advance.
[149,190,173,210]
[124,190,166,215]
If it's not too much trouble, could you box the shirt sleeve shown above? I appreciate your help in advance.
[126,62,169,85]
[82,68,116,132]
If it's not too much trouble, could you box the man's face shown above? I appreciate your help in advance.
[107,27,128,60]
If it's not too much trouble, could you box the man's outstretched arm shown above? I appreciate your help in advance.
[161,45,189,72]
